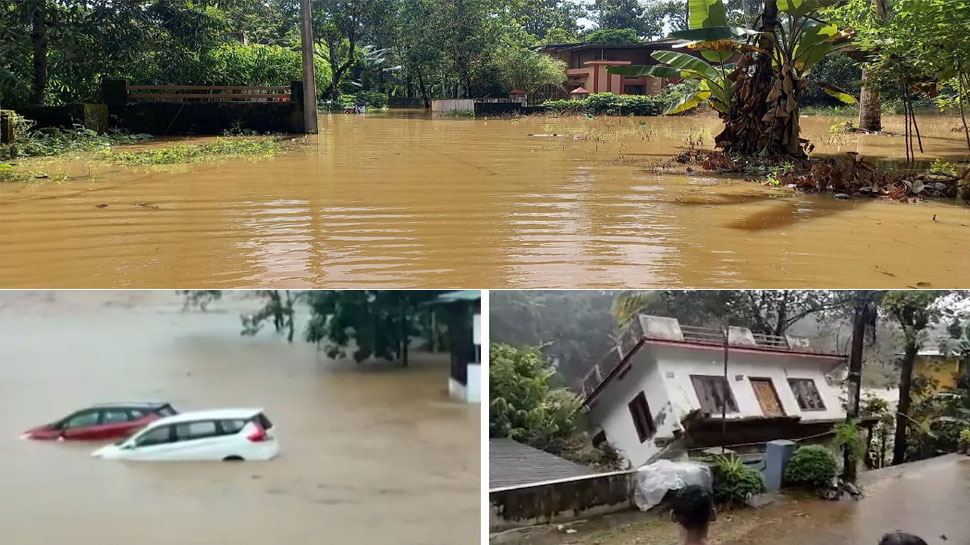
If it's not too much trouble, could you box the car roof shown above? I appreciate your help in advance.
[147,408,264,427]
[90,402,171,409]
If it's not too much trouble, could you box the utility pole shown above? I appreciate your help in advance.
[299,0,318,134]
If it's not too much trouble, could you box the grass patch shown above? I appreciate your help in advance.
[106,136,297,166]
[1,123,151,160]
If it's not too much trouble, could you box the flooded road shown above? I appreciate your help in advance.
[0,291,479,545]
[0,113,968,288]
[495,454,970,545]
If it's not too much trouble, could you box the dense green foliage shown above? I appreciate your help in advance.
[585,28,641,44]
[305,290,443,363]
[544,93,666,116]
[490,342,621,467]
[709,454,766,506]
[783,445,838,489]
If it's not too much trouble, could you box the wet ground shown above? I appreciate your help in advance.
[0,291,479,545]
[0,112,968,288]
[492,454,970,545]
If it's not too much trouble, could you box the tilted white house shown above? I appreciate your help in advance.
[582,315,847,468]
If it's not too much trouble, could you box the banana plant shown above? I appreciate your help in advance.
[609,0,857,144]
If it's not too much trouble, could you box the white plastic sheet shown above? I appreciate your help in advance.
[632,459,712,511]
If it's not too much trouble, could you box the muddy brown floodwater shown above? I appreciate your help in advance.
[1,113,968,288]
[0,291,479,545]
[495,454,970,545]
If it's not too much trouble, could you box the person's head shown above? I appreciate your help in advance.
[671,485,716,542]
[879,532,928,545]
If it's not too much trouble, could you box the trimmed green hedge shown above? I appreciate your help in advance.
[543,93,665,116]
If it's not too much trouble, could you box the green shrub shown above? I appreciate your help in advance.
[543,93,665,116]
[784,445,838,489]
[355,90,388,109]
[710,454,765,506]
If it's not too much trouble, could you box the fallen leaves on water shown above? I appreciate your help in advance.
[781,152,969,202]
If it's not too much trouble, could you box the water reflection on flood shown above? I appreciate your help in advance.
[0,291,479,545]
[0,112,968,288]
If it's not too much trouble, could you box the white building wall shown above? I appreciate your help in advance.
[587,349,677,467]
[588,342,845,468]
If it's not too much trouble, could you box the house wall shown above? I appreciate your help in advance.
[587,349,677,467]
[588,342,845,468]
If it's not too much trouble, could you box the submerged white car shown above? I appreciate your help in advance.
[92,408,279,462]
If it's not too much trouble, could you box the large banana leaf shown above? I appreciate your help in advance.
[671,26,762,63]
[689,0,728,30]
[665,90,713,115]
[819,82,857,104]
[651,50,721,82]
[792,19,840,71]
[777,0,840,18]
[670,26,762,44]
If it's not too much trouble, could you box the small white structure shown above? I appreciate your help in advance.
[584,315,847,468]
[428,290,481,404]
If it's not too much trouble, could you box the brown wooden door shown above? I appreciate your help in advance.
[750,378,785,417]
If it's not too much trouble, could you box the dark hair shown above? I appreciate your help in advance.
[672,485,713,531]
[879,532,928,545]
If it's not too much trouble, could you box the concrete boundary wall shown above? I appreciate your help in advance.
[489,470,637,531]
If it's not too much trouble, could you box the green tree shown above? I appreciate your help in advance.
[490,343,620,467]
[513,0,583,41]
[612,290,847,335]
[495,47,566,91]
[586,27,641,44]
[591,0,662,39]
[882,290,949,465]
[305,290,439,364]
[313,0,394,99]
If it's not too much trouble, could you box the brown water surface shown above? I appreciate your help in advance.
[1,113,968,288]
[0,291,479,545]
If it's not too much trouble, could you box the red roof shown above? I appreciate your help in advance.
[570,86,589,94]
[509,88,528,95]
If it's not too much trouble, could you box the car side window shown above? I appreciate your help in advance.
[218,419,246,435]
[101,409,130,424]
[128,409,145,420]
[63,411,99,429]
[135,425,174,447]
[175,421,218,441]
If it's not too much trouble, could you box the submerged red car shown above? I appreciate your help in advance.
[22,402,178,441]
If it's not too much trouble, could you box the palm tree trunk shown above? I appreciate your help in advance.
[892,343,918,465]
[716,0,778,154]
[857,0,888,132]
[858,67,881,132]
[29,0,47,106]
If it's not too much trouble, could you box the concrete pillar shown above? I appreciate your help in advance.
[764,440,796,492]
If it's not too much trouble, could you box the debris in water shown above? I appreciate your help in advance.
[834,193,851,200]
[95,204,108,208]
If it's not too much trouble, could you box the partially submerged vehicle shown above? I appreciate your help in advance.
[92,408,279,462]
[21,402,178,441]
